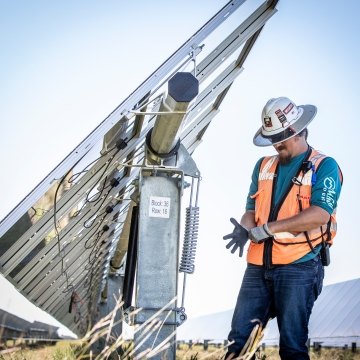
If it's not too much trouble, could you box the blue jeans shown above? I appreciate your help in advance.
[227,257,324,360]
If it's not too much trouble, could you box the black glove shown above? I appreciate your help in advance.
[223,218,249,257]
[248,223,274,244]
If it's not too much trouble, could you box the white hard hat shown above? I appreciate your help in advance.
[253,97,317,147]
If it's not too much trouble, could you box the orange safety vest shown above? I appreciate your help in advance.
[247,148,339,265]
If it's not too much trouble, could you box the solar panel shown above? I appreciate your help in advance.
[0,0,278,346]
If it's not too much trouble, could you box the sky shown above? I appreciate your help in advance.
[0,0,360,336]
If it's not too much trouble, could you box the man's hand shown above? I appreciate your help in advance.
[248,223,274,244]
[223,218,249,257]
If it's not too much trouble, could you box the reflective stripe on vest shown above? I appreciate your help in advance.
[247,149,338,265]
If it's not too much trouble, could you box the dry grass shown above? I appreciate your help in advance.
[177,344,360,360]
[2,342,360,360]
[1,298,359,359]
[0,340,81,360]
[310,348,360,360]
[176,343,226,359]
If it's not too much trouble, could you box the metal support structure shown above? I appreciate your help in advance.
[135,170,183,359]
[146,72,198,165]
[130,69,200,358]
[109,201,135,275]
[122,205,139,310]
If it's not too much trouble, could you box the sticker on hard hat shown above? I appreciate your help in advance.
[275,109,287,123]
[283,102,294,114]
[264,116,272,127]
[282,121,290,128]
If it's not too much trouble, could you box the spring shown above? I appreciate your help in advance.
[179,206,199,274]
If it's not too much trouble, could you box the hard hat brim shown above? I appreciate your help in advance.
[253,104,317,147]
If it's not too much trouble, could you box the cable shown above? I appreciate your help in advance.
[67,138,127,184]
[53,138,128,297]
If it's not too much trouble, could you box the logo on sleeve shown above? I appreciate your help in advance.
[321,177,336,210]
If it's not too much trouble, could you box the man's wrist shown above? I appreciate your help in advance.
[263,223,274,237]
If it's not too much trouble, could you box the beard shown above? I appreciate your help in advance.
[279,153,292,165]
[276,144,292,164]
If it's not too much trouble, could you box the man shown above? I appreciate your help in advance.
[223,97,342,360]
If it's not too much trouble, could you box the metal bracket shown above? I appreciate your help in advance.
[172,144,200,177]
[175,306,187,326]
[124,306,187,327]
